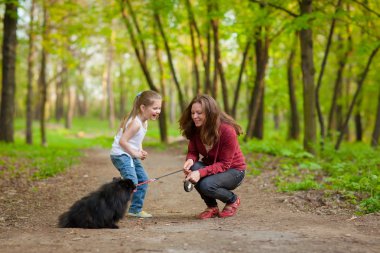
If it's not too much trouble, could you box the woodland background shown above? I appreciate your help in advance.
[0,0,379,214]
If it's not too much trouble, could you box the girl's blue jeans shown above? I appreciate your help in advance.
[190,161,245,207]
[110,154,148,213]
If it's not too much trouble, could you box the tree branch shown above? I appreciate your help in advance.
[352,0,380,17]
[249,0,298,17]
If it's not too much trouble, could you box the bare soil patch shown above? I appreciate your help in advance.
[0,145,379,253]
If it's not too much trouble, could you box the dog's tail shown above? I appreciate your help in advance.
[58,212,70,228]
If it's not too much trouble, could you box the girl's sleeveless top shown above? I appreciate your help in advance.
[110,116,147,156]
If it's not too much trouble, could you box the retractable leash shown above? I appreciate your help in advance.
[134,168,194,192]
[136,169,183,187]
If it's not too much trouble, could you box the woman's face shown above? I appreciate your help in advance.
[142,99,162,120]
[191,102,206,127]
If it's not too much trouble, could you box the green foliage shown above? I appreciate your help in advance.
[0,142,81,180]
[359,196,380,214]
[243,138,380,214]
[278,178,321,192]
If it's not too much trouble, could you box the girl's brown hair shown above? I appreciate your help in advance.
[179,94,242,145]
[119,90,161,132]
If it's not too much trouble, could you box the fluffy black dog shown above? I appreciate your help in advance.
[58,178,135,229]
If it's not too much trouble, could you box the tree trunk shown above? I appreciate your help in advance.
[299,0,317,154]
[118,65,126,118]
[26,0,35,144]
[55,64,66,122]
[186,0,211,94]
[315,0,342,148]
[101,65,107,120]
[273,104,280,130]
[185,0,200,94]
[0,0,18,143]
[65,86,76,129]
[125,0,147,61]
[354,110,362,141]
[287,33,300,140]
[120,0,158,92]
[245,26,269,140]
[327,31,351,137]
[211,13,230,114]
[335,45,380,150]
[154,12,185,111]
[153,23,168,143]
[253,93,264,139]
[371,86,380,147]
[106,28,115,129]
[232,39,251,118]
[39,4,49,146]
[205,6,212,95]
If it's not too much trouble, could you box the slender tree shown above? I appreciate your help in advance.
[26,0,36,144]
[154,11,185,111]
[232,39,251,118]
[315,0,342,149]
[299,0,317,154]
[185,0,201,94]
[335,45,380,150]
[371,86,380,148]
[38,2,49,146]
[0,0,19,143]
[246,25,269,140]
[210,2,230,114]
[287,33,300,140]
[327,30,352,137]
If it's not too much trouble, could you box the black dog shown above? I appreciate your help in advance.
[58,178,135,229]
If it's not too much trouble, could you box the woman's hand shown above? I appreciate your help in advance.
[183,159,194,175]
[185,170,200,184]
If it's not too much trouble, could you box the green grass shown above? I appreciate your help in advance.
[242,138,380,214]
[1,117,178,181]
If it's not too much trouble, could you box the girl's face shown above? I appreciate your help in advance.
[191,102,206,127]
[141,99,162,121]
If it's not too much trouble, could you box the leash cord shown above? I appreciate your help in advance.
[136,169,183,187]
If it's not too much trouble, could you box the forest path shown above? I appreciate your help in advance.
[0,145,379,253]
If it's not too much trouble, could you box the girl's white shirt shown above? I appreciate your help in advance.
[110,116,147,156]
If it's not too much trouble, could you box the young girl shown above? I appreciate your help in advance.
[110,90,162,218]
[179,94,246,219]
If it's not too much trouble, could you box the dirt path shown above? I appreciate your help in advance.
[0,146,379,253]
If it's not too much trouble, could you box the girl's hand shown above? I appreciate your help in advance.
[140,150,148,160]
[183,159,194,175]
[185,170,200,184]
[133,150,147,160]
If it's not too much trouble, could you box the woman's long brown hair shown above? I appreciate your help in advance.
[179,94,242,145]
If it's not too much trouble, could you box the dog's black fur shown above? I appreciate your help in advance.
[58,178,135,229]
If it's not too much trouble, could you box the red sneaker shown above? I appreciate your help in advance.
[219,197,240,218]
[197,206,219,220]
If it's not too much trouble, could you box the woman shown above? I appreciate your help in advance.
[179,94,246,219]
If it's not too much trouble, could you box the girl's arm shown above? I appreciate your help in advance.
[119,119,144,159]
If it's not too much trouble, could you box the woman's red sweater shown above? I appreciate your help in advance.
[186,123,246,178]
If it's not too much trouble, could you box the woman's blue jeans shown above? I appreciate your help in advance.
[190,161,245,207]
[110,154,148,213]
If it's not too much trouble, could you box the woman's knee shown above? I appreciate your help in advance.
[190,161,205,171]
[196,178,217,196]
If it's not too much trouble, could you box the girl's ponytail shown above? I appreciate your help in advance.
[120,94,140,132]
[119,90,161,132]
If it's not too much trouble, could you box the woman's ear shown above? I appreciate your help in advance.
[140,104,145,112]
